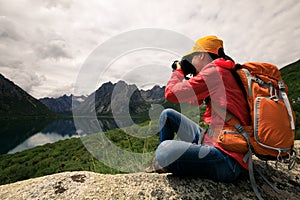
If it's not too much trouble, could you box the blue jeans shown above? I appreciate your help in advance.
[156,108,241,182]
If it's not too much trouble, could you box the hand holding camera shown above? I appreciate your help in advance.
[171,59,197,80]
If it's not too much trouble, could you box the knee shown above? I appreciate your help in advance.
[156,140,190,167]
[161,108,177,115]
[155,140,174,166]
[159,108,177,122]
[156,141,170,160]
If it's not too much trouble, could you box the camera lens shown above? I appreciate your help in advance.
[171,60,179,70]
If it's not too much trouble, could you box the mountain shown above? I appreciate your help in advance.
[40,95,87,115]
[50,83,166,117]
[280,59,300,99]
[75,81,152,117]
[140,85,165,103]
[0,73,55,117]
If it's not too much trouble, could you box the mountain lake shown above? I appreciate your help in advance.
[0,117,133,155]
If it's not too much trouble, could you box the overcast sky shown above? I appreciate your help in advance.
[0,0,299,98]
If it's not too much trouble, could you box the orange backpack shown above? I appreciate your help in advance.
[213,62,297,200]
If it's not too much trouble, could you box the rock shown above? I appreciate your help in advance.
[1,141,299,200]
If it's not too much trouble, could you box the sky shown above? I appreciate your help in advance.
[0,0,299,99]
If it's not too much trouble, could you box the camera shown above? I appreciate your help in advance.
[171,59,196,80]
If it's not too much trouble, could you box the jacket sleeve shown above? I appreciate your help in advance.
[165,69,209,105]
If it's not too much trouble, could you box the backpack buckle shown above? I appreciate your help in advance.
[269,82,279,102]
[251,77,265,85]
[278,81,285,90]
[234,123,244,133]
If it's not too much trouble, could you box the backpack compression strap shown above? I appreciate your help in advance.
[278,81,295,130]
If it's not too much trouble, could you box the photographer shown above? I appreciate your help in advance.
[146,36,250,182]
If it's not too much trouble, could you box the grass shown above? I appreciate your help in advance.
[0,136,120,185]
[0,122,161,185]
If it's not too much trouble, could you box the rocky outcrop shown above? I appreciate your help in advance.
[1,141,299,200]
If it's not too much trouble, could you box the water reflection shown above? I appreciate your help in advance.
[0,118,52,155]
[8,132,80,154]
[0,117,127,155]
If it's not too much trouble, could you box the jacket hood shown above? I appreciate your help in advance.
[211,58,235,70]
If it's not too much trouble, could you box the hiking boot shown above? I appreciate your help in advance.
[145,160,167,173]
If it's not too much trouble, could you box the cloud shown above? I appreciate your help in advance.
[4,66,47,95]
[35,39,72,60]
[0,0,299,98]
[38,0,74,9]
[0,16,22,41]
[40,83,75,98]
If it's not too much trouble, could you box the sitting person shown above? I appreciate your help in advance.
[146,35,250,182]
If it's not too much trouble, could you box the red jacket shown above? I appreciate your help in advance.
[165,58,250,169]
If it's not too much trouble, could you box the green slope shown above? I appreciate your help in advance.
[280,59,300,139]
[280,59,300,100]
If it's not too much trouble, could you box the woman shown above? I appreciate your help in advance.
[147,36,250,182]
